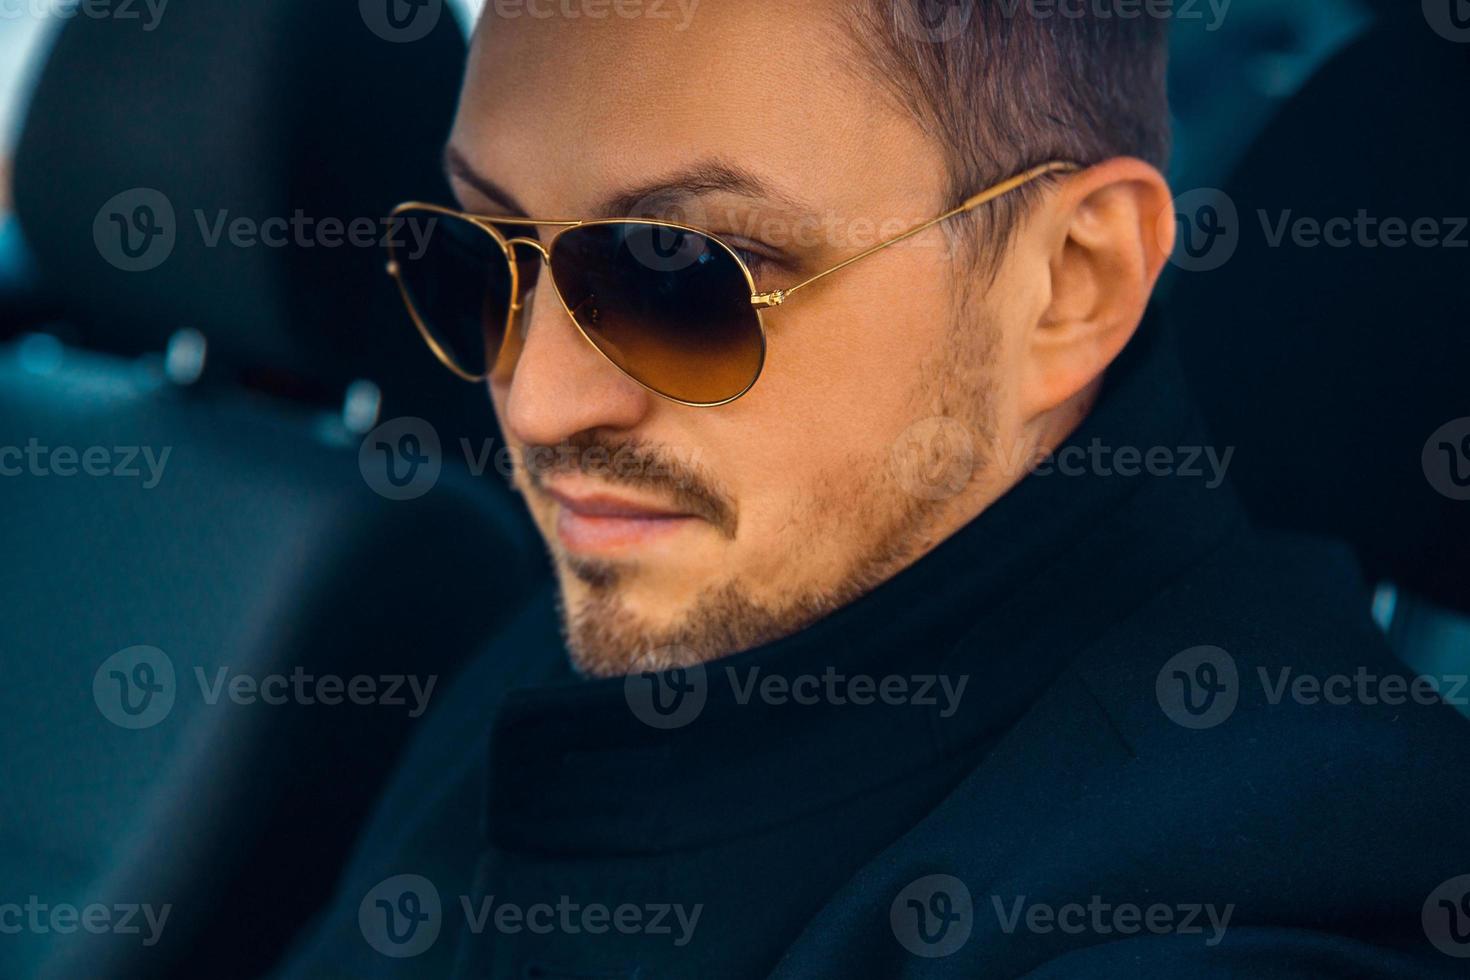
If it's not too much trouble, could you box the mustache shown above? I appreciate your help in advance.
[520,434,737,539]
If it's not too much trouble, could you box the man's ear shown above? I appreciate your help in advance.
[1019,157,1174,421]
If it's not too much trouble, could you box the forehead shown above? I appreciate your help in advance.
[450,0,941,217]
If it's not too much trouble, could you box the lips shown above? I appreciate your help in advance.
[544,485,699,554]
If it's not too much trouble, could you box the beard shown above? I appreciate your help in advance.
[559,476,942,677]
[523,305,1000,678]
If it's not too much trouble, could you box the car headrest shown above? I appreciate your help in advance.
[11,0,469,401]
[1171,15,1470,612]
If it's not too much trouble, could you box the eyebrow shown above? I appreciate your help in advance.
[444,144,527,215]
[442,143,811,221]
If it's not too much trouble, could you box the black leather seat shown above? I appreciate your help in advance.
[1169,8,1470,682]
[0,4,541,978]
[9,0,479,423]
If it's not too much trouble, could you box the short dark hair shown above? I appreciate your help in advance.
[850,1,1171,261]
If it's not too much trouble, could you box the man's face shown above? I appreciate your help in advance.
[450,1,1052,675]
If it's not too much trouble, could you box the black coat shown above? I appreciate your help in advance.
[279,315,1470,978]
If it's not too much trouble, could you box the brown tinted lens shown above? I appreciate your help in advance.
[548,222,764,405]
[388,208,514,379]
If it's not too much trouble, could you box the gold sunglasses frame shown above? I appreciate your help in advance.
[385,160,1079,407]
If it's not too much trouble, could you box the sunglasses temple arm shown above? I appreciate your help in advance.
[754,161,1079,308]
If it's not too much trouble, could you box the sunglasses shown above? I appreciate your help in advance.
[385,161,1077,407]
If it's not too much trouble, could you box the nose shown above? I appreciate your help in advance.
[499,241,653,447]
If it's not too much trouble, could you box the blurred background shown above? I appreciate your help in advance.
[0,1,1465,978]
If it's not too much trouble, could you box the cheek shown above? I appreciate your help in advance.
[713,285,956,520]
[754,273,957,434]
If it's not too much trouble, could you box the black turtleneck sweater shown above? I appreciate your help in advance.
[278,315,1470,978]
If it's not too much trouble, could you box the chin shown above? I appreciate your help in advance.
[558,562,692,627]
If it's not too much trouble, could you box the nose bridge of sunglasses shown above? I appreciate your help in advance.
[504,236,551,262]
[502,237,560,324]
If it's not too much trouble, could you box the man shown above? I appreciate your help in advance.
[281,2,1470,976]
